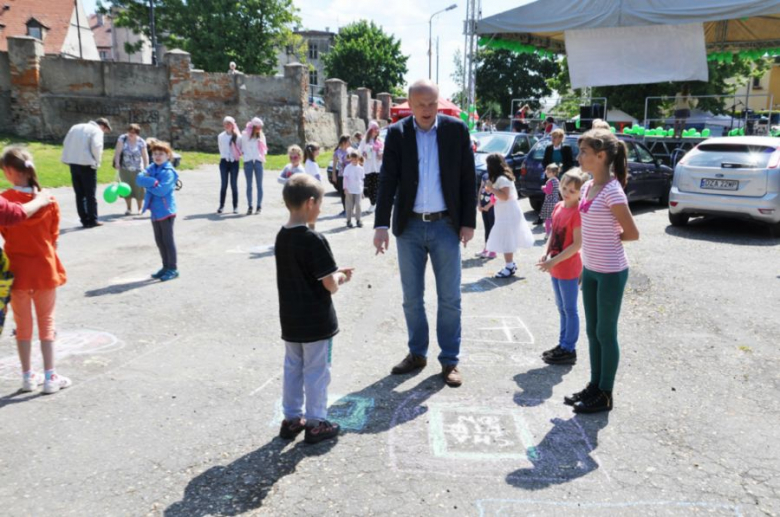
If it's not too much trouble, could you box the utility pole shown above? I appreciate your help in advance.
[436,37,440,84]
[149,0,158,65]
[463,0,480,113]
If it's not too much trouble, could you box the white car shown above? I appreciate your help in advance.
[668,136,780,236]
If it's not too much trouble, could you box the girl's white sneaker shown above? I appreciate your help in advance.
[43,374,72,394]
[21,372,43,392]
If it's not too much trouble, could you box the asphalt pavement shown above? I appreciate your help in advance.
[0,165,778,516]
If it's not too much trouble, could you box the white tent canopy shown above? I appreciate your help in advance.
[477,0,780,87]
[478,0,780,45]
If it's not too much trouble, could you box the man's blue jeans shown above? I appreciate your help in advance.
[396,217,462,366]
[551,277,580,352]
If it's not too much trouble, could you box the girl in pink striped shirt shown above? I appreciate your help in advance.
[564,129,639,414]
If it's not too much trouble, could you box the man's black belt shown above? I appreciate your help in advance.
[411,211,448,222]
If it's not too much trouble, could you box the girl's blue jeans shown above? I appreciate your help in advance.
[551,276,580,352]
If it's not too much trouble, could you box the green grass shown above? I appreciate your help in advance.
[0,134,334,188]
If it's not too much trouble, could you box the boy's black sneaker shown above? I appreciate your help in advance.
[304,420,340,444]
[543,347,577,365]
[279,418,307,440]
[541,345,562,358]
[564,383,597,406]
[573,389,613,414]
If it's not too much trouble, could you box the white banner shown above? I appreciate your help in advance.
[565,23,709,88]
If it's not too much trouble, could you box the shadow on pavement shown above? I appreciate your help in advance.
[164,372,444,516]
[462,275,523,293]
[506,412,609,489]
[0,390,44,409]
[183,213,245,222]
[85,278,157,297]
[461,257,491,269]
[664,216,779,246]
[513,365,573,408]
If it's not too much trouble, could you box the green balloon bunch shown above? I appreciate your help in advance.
[103,183,119,203]
[708,47,780,64]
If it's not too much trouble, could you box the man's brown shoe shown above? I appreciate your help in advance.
[442,365,462,387]
[391,353,427,375]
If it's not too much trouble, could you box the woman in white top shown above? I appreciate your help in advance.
[359,121,383,213]
[217,116,242,214]
[566,128,639,415]
[241,117,267,215]
[303,142,322,182]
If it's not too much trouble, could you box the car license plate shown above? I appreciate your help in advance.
[701,178,738,191]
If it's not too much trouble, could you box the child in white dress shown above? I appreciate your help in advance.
[485,153,534,278]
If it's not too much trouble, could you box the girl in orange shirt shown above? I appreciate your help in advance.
[0,147,69,394]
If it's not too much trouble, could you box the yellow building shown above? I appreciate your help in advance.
[731,61,780,112]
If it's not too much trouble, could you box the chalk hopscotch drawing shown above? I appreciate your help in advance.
[476,499,743,517]
[390,398,609,484]
[0,329,123,380]
[462,315,534,345]
[270,394,375,432]
[429,406,538,461]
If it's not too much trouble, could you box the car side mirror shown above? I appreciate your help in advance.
[513,151,525,157]
[654,158,662,167]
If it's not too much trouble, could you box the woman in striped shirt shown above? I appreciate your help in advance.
[565,129,639,414]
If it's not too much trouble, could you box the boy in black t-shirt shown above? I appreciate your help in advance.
[275,174,353,444]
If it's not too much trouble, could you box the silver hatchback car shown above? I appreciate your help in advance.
[669,136,780,236]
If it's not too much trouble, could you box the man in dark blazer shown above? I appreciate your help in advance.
[373,80,477,387]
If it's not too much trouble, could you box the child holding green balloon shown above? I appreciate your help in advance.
[136,141,180,282]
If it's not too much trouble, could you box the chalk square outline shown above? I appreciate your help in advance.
[428,404,538,462]
[270,394,374,432]
[462,315,535,345]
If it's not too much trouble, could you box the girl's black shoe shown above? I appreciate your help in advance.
[573,389,613,414]
[564,382,597,406]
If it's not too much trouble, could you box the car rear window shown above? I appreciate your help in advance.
[529,138,580,161]
[687,144,776,168]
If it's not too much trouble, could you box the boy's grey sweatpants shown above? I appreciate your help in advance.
[152,217,177,270]
[282,338,332,424]
[345,193,361,222]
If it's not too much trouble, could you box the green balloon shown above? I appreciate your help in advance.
[460,111,468,122]
[701,128,711,137]
[575,118,581,129]
[117,182,132,197]
[610,126,616,134]
[103,183,119,204]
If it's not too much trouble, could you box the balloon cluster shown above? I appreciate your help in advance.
[707,48,780,63]
[103,182,133,203]
[477,37,557,60]
[621,126,711,138]
[727,127,746,137]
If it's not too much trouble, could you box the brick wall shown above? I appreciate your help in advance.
[1,37,388,153]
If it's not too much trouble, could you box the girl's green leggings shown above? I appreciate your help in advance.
[581,267,629,391]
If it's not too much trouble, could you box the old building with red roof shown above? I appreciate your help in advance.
[0,0,98,59]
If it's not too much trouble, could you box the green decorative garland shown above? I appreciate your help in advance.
[477,37,558,60]
[707,48,780,63]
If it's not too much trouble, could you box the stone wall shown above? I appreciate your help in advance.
[0,52,11,133]
[0,36,390,152]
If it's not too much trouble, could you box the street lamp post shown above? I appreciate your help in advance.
[428,4,457,80]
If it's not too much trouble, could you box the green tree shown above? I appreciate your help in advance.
[549,56,773,122]
[98,0,302,75]
[475,49,560,118]
[323,20,408,94]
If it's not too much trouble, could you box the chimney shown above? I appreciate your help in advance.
[95,14,103,26]
[325,27,330,33]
